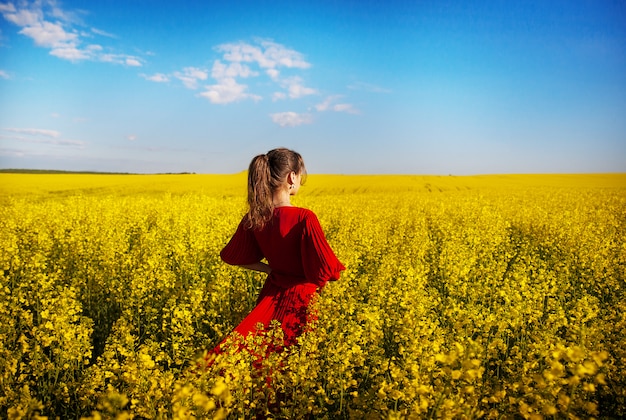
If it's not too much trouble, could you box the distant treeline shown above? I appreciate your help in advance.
[0,169,196,175]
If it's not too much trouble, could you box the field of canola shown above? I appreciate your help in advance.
[1,172,625,419]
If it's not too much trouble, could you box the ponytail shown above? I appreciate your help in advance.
[245,148,306,230]
[246,154,273,229]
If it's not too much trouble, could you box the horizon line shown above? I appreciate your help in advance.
[1,168,625,177]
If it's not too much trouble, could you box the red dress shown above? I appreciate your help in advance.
[218,206,345,347]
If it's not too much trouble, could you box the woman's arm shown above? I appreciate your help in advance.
[238,261,271,275]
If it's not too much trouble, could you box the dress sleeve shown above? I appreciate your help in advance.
[301,211,345,286]
[220,217,264,265]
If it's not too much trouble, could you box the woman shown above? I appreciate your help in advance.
[215,148,345,352]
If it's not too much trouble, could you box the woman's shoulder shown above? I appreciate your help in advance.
[277,206,318,222]
[294,206,317,219]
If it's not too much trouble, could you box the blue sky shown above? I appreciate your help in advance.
[1,0,624,174]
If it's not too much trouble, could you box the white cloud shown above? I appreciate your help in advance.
[288,83,316,98]
[206,41,311,107]
[144,38,359,124]
[46,0,80,24]
[19,20,77,47]
[184,67,209,80]
[275,76,317,99]
[125,57,141,67]
[315,95,339,111]
[198,78,261,104]
[2,3,87,62]
[266,68,280,80]
[0,69,10,79]
[50,45,89,61]
[62,139,86,147]
[142,73,169,83]
[0,147,26,157]
[1,134,85,147]
[333,103,360,114]
[211,60,257,80]
[174,66,208,89]
[257,39,311,69]
[272,92,287,101]
[1,126,86,151]
[127,134,137,141]
[91,27,116,38]
[217,42,261,65]
[0,134,29,141]
[0,1,142,65]
[100,53,142,67]
[3,127,61,138]
[270,112,313,127]
[216,39,311,70]
[315,95,359,114]
[1,3,39,26]
[270,76,317,100]
[0,3,16,14]
[33,138,86,147]
[150,39,323,108]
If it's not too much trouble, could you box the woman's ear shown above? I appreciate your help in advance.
[288,171,297,185]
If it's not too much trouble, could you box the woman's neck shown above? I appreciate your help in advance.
[272,189,291,207]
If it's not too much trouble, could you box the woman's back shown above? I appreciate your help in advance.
[221,206,343,289]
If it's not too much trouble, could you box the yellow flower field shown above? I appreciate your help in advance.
[1,173,625,419]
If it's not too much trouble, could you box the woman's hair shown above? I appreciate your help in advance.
[246,148,306,230]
